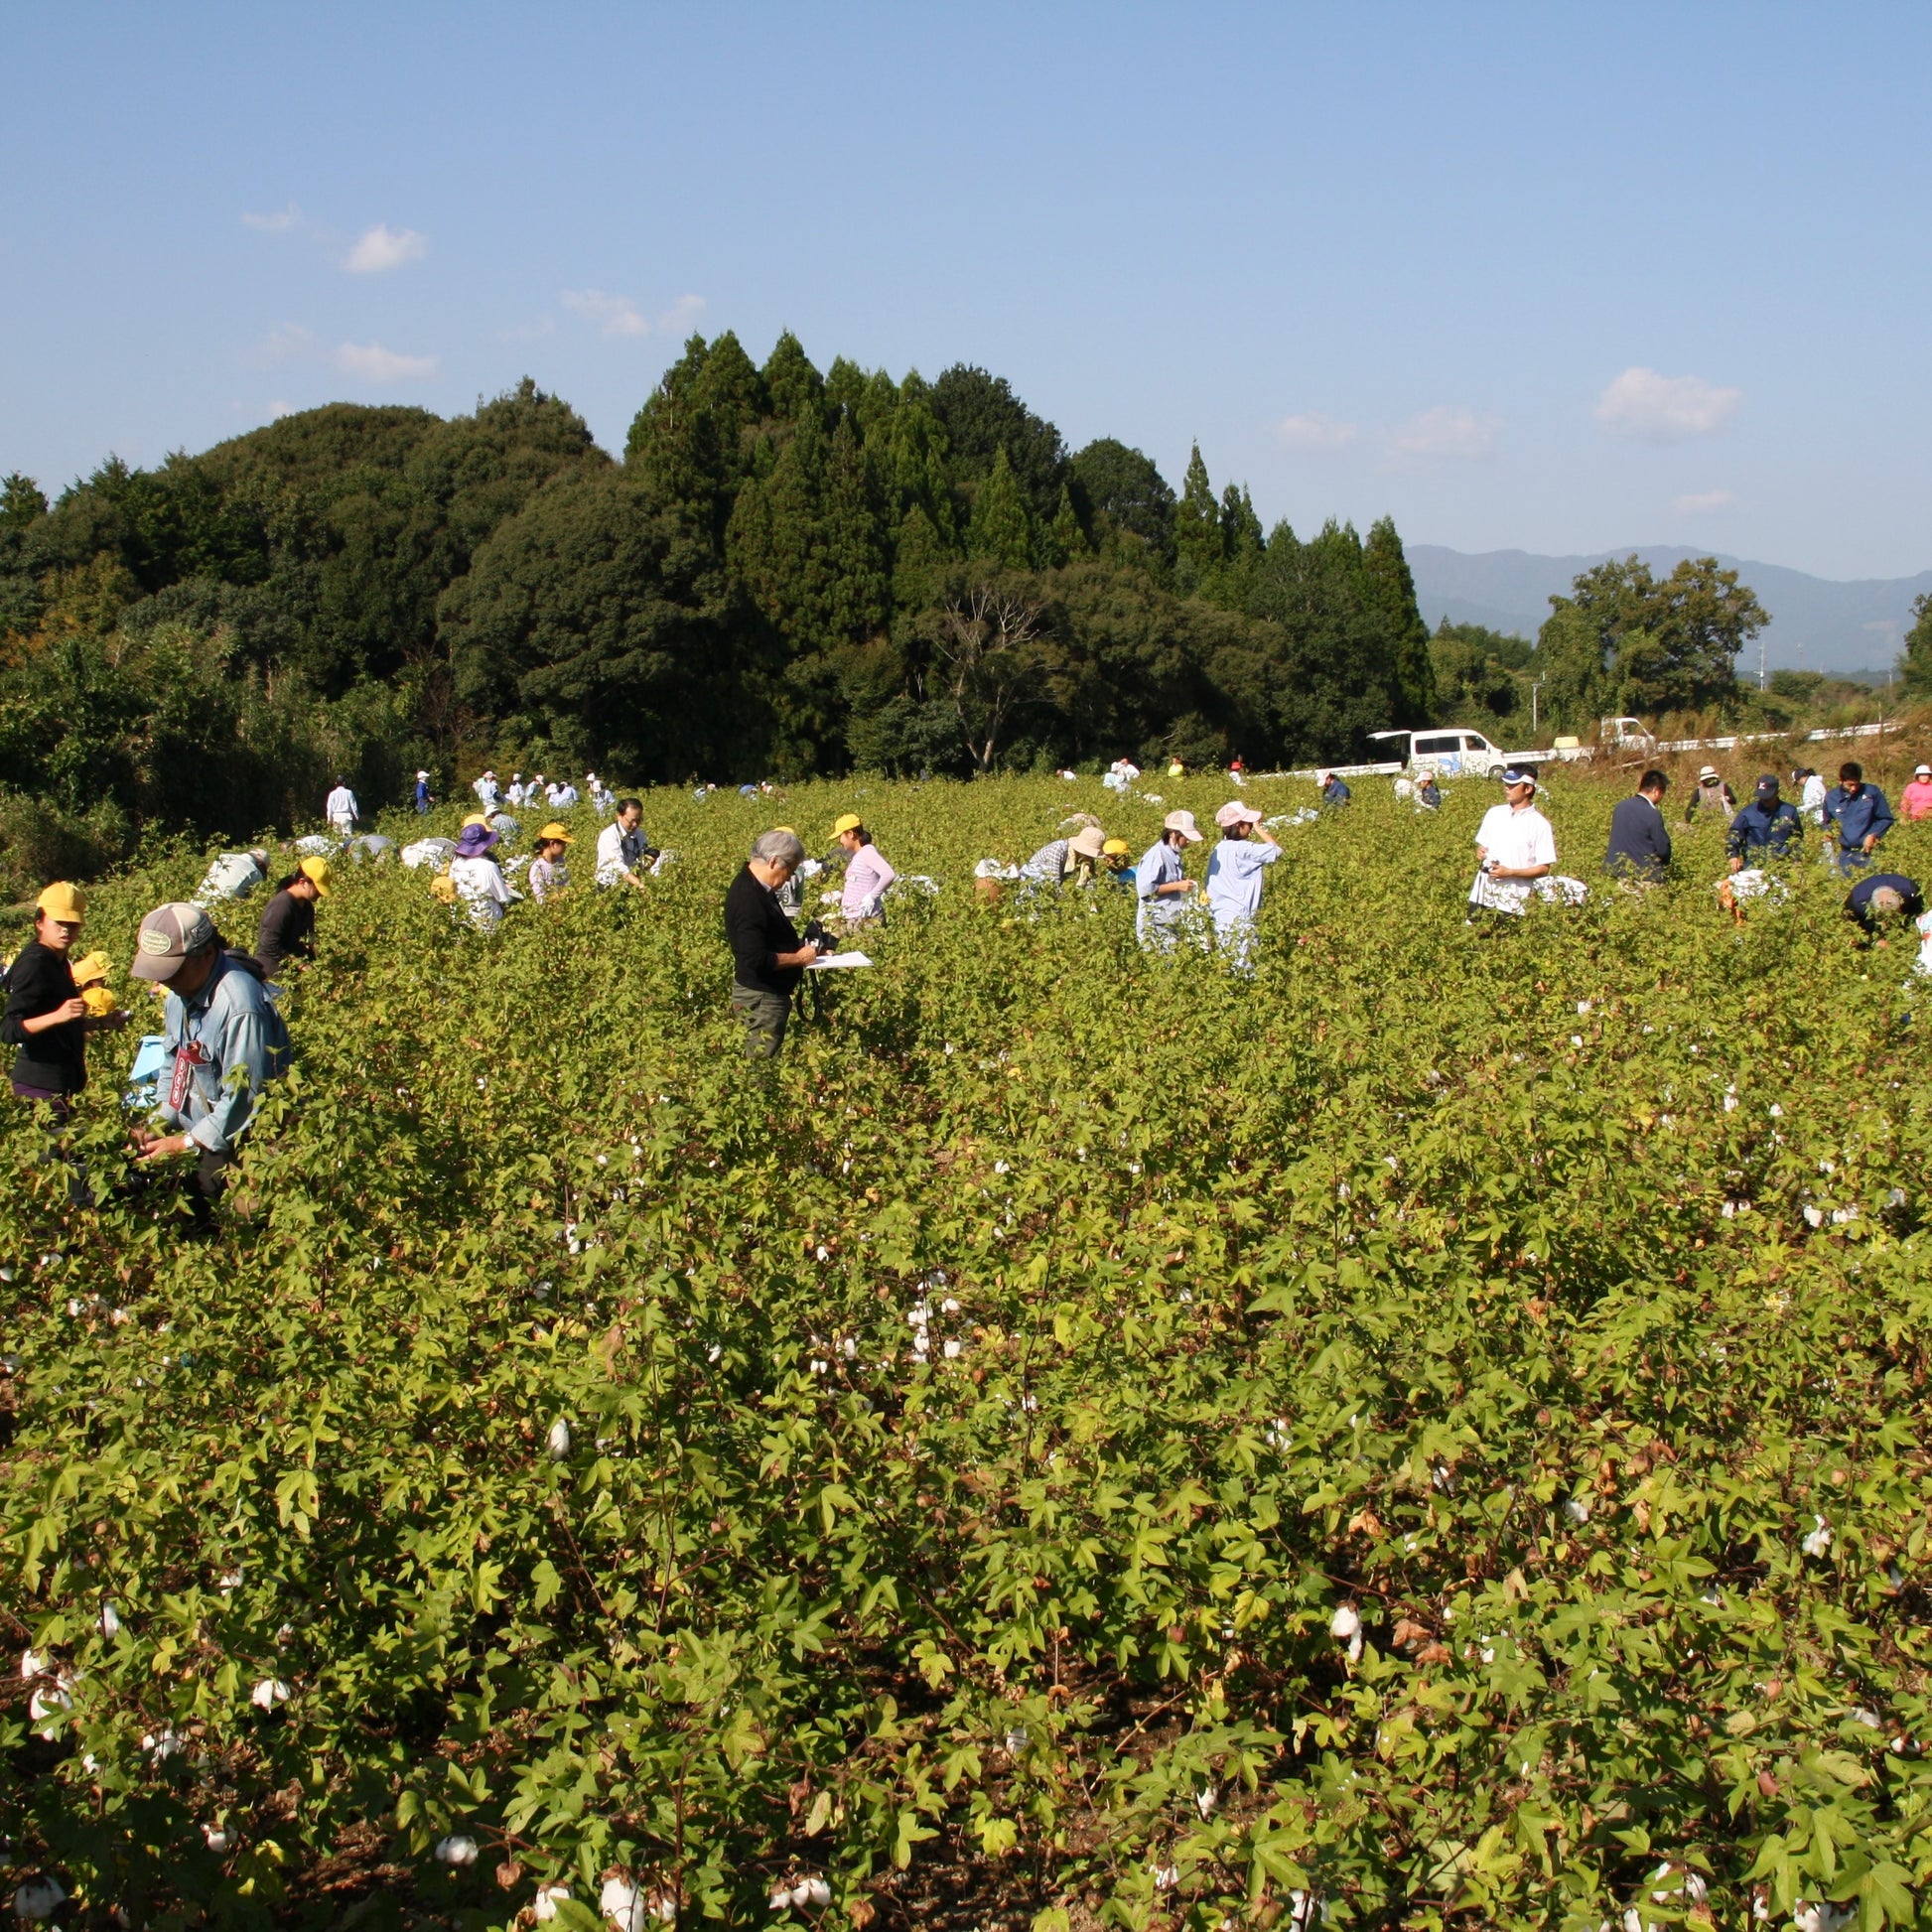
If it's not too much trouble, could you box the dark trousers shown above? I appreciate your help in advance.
[731,985,791,1059]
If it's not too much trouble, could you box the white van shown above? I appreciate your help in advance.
[1367,727,1508,778]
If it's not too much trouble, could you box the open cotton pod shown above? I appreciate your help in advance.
[434,1835,480,1866]
[13,1878,67,1922]
[204,1823,234,1854]
[250,1678,290,1710]
[546,1418,572,1460]
[533,1885,571,1922]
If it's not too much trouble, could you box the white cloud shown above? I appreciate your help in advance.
[497,316,556,343]
[1595,366,1741,441]
[335,342,439,383]
[247,322,315,368]
[561,288,649,338]
[1672,486,1734,513]
[1278,412,1358,452]
[243,203,303,232]
[658,293,707,334]
[268,399,295,420]
[345,223,428,274]
[1391,405,1499,460]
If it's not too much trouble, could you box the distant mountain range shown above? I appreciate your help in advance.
[1407,545,1932,680]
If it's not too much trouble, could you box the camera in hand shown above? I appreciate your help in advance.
[802,918,831,955]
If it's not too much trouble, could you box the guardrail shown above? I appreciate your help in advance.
[1256,719,1909,783]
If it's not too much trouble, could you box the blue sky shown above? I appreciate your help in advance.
[3,2,1927,580]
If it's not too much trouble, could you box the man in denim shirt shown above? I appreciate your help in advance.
[1725,774,1804,874]
[127,901,289,1211]
[1822,760,1894,874]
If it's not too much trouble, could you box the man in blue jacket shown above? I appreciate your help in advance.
[127,901,290,1215]
[1823,760,1894,874]
[1603,769,1672,879]
[1725,774,1804,873]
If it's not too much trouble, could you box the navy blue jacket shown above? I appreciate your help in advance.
[1726,798,1803,862]
[1846,872,1924,928]
[1824,783,1894,855]
[1603,793,1673,877]
[1321,777,1351,809]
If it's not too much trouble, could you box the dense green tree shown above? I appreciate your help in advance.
[762,331,825,426]
[439,471,745,779]
[1536,554,1764,729]
[1900,593,1932,699]
[929,365,1066,515]
[1430,619,1529,722]
[968,448,1035,572]
[1067,439,1174,567]
[1,474,48,529]
[1043,483,1086,568]
[1362,515,1437,726]
[1173,444,1223,590]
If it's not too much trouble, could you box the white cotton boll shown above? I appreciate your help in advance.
[1889,1187,1909,1207]
[768,1886,793,1911]
[250,1677,290,1709]
[941,1297,961,1314]
[1153,1863,1178,1891]
[840,1336,857,1360]
[1194,1785,1218,1819]
[144,1727,182,1760]
[1571,1035,1585,1048]
[1329,1604,1360,1641]
[1005,1727,1028,1753]
[601,1876,644,1932]
[99,1601,121,1638]
[1769,1103,1784,1118]
[1725,1092,1738,1113]
[1346,1632,1363,1664]
[1803,1204,1824,1228]
[810,1359,828,1375]
[205,1824,233,1853]
[534,1885,570,1921]
[20,1646,45,1678]
[28,1686,70,1729]
[67,1299,80,1317]
[943,1339,962,1359]
[1802,1516,1833,1558]
[547,1418,571,1460]
[1831,1207,1859,1225]
[1563,1496,1590,1525]
[706,1343,722,1364]
[109,1306,130,1325]
[797,1878,831,1909]
[814,1245,829,1263]
[1850,1707,1881,1728]
[434,1835,479,1866]
[14,1879,66,1921]
[1577,1000,1592,1015]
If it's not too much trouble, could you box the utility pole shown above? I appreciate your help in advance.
[1758,635,1766,691]
[1531,676,1547,735]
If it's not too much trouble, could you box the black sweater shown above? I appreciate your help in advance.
[2,940,85,1093]
[725,866,805,995]
[255,889,316,973]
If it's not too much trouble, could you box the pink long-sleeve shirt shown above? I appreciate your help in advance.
[841,844,897,920]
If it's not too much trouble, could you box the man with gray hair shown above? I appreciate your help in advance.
[724,828,826,1058]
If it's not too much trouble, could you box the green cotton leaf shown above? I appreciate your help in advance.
[893,1807,938,1868]
[530,1559,564,1610]
[1856,1861,1915,1926]
[803,1790,833,1838]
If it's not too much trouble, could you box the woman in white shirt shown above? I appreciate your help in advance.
[449,822,514,932]
[1469,770,1556,916]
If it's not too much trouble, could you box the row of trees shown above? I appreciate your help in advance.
[1429,554,1775,736]
[0,339,1444,872]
